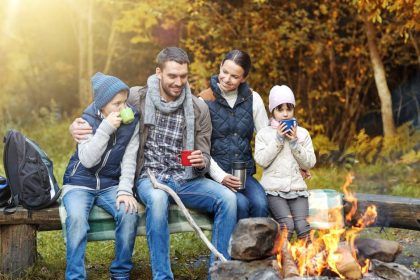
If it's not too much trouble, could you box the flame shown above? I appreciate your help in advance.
[276,173,377,279]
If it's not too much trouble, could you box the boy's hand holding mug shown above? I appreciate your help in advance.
[106,111,122,128]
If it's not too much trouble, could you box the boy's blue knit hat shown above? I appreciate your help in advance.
[91,72,129,110]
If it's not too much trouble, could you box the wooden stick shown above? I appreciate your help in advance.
[147,169,227,262]
[281,243,300,278]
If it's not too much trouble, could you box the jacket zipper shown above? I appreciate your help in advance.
[95,132,117,190]
[70,161,81,176]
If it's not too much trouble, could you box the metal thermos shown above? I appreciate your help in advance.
[232,161,247,190]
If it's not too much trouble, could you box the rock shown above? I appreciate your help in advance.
[209,258,280,280]
[229,218,281,261]
[248,268,281,280]
[372,259,417,280]
[355,238,402,262]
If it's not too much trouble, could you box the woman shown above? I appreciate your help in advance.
[199,49,269,220]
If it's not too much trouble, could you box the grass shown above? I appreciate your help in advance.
[0,232,210,280]
[0,119,419,279]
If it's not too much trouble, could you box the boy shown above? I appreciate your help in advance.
[62,72,139,280]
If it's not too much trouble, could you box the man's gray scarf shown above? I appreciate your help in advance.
[144,74,195,179]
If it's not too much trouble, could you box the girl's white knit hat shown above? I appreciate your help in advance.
[268,85,295,112]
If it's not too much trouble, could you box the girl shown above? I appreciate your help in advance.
[199,49,269,220]
[254,85,316,240]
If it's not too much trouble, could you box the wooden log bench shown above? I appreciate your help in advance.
[1,192,419,276]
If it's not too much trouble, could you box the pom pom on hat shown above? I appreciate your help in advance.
[268,85,295,113]
[91,72,129,110]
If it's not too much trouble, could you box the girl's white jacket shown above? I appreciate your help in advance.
[255,126,316,193]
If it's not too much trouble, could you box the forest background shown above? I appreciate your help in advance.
[0,0,419,279]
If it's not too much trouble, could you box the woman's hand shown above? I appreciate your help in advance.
[116,194,138,214]
[221,174,242,192]
[69,118,93,143]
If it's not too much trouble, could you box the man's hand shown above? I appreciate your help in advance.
[221,174,242,192]
[189,150,206,169]
[70,118,93,143]
[116,194,138,214]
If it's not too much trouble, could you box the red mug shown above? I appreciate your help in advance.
[179,150,193,166]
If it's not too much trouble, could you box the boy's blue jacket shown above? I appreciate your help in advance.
[63,104,139,189]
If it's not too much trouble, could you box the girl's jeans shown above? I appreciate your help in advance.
[267,194,310,240]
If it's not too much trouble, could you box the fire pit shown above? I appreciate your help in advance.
[210,175,418,280]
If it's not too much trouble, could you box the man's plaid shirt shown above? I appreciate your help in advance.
[140,106,186,182]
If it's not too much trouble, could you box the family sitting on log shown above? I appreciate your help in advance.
[66,47,316,280]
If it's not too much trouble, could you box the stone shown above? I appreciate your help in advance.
[229,217,281,261]
[372,259,417,280]
[248,268,282,280]
[209,258,280,280]
[355,238,402,262]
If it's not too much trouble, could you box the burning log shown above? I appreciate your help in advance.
[343,193,420,231]
[355,238,402,262]
[335,243,362,280]
[280,243,300,278]
[372,259,417,280]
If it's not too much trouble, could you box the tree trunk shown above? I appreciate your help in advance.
[103,18,117,74]
[77,0,93,108]
[87,0,94,78]
[364,18,397,137]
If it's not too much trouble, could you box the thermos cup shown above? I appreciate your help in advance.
[232,161,247,190]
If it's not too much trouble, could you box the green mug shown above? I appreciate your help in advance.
[120,107,135,124]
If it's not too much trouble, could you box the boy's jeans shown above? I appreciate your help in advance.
[136,177,237,280]
[63,186,139,280]
[235,176,269,220]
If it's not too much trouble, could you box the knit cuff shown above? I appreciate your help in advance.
[99,118,117,135]
[276,133,285,145]
[289,138,299,149]
[117,189,133,197]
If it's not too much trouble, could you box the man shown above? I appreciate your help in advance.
[71,47,237,280]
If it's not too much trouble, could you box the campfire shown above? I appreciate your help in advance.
[210,173,416,280]
[276,174,377,279]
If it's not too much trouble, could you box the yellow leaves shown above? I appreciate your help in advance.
[312,134,339,157]
[320,4,329,15]
[400,150,420,165]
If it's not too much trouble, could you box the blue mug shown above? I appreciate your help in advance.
[281,118,297,131]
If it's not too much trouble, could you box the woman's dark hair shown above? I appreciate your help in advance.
[221,50,252,77]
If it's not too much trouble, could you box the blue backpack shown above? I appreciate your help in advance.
[2,129,61,212]
[0,176,9,207]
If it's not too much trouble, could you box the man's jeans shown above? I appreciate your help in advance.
[136,177,237,280]
[63,186,139,280]
[236,176,269,220]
